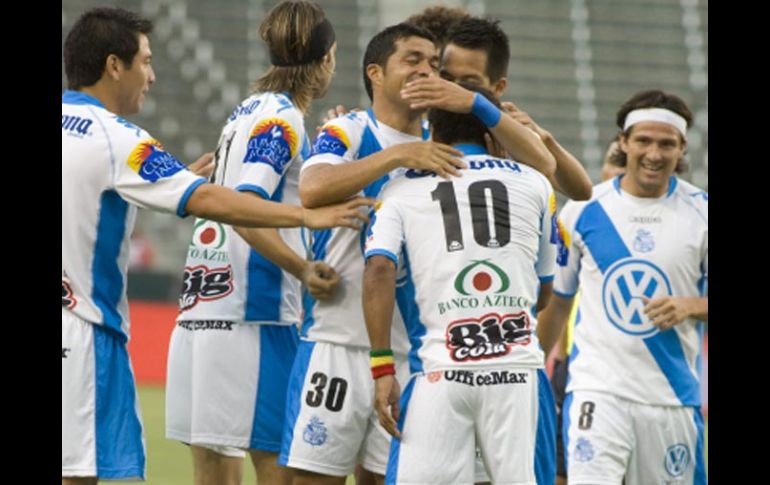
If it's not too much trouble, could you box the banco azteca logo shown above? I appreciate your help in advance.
[454,260,509,295]
[602,258,672,336]
[191,220,226,249]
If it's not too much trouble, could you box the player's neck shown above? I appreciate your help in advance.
[80,83,123,117]
[371,98,423,136]
[619,175,669,199]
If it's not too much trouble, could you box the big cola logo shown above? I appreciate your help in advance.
[179,264,234,311]
[62,278,77,309]
[445,311,531,362]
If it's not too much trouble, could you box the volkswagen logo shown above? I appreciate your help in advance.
[602,259,672,336]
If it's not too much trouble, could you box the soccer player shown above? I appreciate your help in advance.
[545,137,627,485]
[403,16,592,202]
[537,89,708,484]
[164,2,344,485]
[278,24,462,485]
[280,20,554,484]
[363,86,556,484]
[418,16,593,484]
[62,7,369,484]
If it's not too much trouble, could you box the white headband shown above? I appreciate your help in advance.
[623,108,688,139]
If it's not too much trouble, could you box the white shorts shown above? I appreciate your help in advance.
[62,309,145,480]
[473,368,556,484]
[165,320,299,452]
[389,368,538,485]
[279,340,410,477]
[564,390,707,485]
[197,443,246,459]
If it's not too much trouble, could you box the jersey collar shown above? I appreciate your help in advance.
[62,90,105,108]
[453,143,488,156]
[614,174,679,198]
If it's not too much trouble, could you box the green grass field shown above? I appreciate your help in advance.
[139,385,707,483]
[138,385,356,484]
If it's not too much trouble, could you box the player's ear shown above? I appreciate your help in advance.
[619,133,630,154]
[323,42,337,69]
[366,64,383,90]
[492,77,507,98]
[104,54,122,81]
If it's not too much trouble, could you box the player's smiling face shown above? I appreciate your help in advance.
[620,121,685,197]
[382,36,439,108]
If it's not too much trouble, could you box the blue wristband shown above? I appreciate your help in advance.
[471,93,502,128]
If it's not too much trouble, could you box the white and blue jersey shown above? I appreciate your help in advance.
[300,109,426,349]
[177,92,309,325]
[555,176,708,406]
[62,90,205,340]
[364,145,557,374]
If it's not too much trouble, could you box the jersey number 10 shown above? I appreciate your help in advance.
[431,180,511,252]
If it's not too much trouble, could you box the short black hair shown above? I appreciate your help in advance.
[406,6,470,48]
[64,7,153,90]
[362,22,436,101]
[429,84,500,147]
[446,17,509,82]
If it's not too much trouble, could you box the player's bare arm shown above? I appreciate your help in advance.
[299,142,465,208]
[536,292,576,360]
[400,77,556,176]
[233,222,340,301]
[503,102,592,201]
[186,184,373,229]
[536,281,554,313]
[363,255,402,439]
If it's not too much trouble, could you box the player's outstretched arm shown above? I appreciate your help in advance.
[502,102,592,201]
[400,77,556,176]
[234,224,341,301]
[300,142,465,208]
[185,183,373,229]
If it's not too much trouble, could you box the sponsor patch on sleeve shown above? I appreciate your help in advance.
[312,124,351,157]
[555,217,570,266]
[244,118,298,173]
[126,139,186,182]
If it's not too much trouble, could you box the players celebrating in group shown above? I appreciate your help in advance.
[63,2,707,484]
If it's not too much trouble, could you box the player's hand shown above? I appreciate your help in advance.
[324,105,353,124]
[390,141,466,179]
[374,374,402,439]
[643,296,697,331]
[484,133,508,159]
[316,105,359,135]
[400,77,475,113]
[501,101,551,142]
[303,261,340,300]
[188,152,215,179]
[302,197,374,230]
